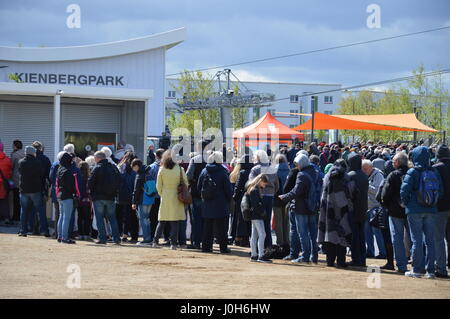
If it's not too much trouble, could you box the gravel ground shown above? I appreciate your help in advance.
[0,227,449,299]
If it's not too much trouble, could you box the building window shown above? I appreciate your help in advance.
[168,90,176,98]
[290,95,299,103]
[324,110,333,115]
[267,108,276,115]
[324,96,333,104]
[289,124,296,128]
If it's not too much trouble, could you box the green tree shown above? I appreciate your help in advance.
[168,71,220,134]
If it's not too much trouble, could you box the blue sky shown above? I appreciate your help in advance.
[1,0,449,89]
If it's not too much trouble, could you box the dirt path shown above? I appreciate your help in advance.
[0,232,449,299]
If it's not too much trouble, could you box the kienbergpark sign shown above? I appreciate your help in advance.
[9,72,125,86]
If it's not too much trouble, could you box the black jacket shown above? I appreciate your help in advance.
[380,165,408,219]
[18,154,44,194]
[347,152,369,223]
[248,187,266,220]
[283,167,299,194]
[57,153,76,200]
[187,155,207,199]
[280,165,318,215]
[88,159,120,201]
[233,167,252,201]
[132,165,150,206]
[433,158,450,212]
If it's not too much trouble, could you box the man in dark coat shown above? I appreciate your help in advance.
[432,145,450,278]
[18,146,44,236]
[347,152,369,267]
[88,151,121,245]
[381,151,409,273]
[197,152,233,254]
[28,141,51,236]
[279,154,319,264]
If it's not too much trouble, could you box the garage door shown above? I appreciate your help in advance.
[0,97,54,160]
[62,102,121,134]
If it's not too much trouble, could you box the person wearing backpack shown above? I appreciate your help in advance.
[432,144,450,278]
[279,153,319,264]
[400,146,443,278]
[246,174,272,263]
[88,151,121,245]
[132,157,157,245]
[197,151,233,253]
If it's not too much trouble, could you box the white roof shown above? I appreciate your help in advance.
[0,27,186,62]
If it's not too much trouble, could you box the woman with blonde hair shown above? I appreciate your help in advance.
[152,150,188,250]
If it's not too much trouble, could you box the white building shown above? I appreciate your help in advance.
[165,78,342,129]
[0,28,186,160]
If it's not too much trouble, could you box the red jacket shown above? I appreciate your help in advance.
[0,152,13,199]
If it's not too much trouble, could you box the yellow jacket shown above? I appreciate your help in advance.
[156,164,188,221]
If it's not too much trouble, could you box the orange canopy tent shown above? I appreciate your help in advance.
[291,112,438,132]
[233,112,304,147]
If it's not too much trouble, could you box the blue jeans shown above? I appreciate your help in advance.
[93,200,120,243]
[365,210,386,257]
[251,219,266,258]
[289,209,301,258]
[58,199,74,240]
[297,214,319,262]
[138,204,152,242]
[19,193,43,235]
[434,211,450,275]
[191,198,203,247]
[407,213,437,274]
[389,216,408,272]
[262,196,273,248]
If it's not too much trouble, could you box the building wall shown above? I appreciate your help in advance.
[0,47,165,136]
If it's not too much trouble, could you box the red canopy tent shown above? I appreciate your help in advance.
[233,112,304,147]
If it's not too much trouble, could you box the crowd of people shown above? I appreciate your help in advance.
[0,137,449,279]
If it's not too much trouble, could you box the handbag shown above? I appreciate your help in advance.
[177,166,192,205]
[369,207,389,229]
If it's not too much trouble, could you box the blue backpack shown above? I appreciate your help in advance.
[142,168,157,206]
[303,171,322,213]
[416,168,440,208]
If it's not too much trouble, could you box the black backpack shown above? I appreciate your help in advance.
[240,193,252,221]
[201,172,217,200]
